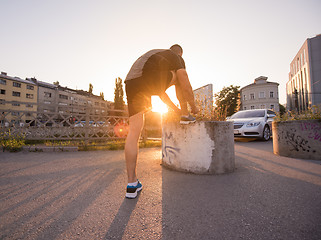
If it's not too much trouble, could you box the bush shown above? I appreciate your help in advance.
[274,105,321,122]
[0,130,25,152]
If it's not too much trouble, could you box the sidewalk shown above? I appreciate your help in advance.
[0,141,321,239]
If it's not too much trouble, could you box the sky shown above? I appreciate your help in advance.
[0,0,320,105]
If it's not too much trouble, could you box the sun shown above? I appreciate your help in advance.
[151,96,168,113]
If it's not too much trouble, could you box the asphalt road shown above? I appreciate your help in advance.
[0,140,321,240]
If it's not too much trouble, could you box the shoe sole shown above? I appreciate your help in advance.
[125,186,143,199]
[180,120,196,125]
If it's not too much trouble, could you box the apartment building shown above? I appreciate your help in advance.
[286,34,321,111]
[0,72,38,125]
[240,76,279,112]
[1,72,114,126]
[31,79,112,117]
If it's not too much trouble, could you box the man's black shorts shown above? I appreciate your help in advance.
[125,77,152,117]
[125,72,172,117]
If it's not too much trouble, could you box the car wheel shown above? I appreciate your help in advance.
[262,125,271,141]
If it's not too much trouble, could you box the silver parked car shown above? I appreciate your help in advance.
[227,109,276,141]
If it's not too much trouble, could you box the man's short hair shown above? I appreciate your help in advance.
[170,44,183,55]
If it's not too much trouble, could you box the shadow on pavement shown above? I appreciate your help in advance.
[104,195,140,239]
[161,148,321,240]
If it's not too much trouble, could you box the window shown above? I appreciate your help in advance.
[250,93,255,100]
[0,89,5,95]
[11,112,20,116]
[251,106,255,109]
[44,92,52,98]
[12,102,20,106]
[0,99,4,105]
[259,92,265,98]
[26,104,33,108]
[44,101,51,104]
[0,79,6,85]
[59,94,68,100]
[27,85,34,90]
[59,102,68,106]
[243,95,246,101]
[12,91,21,97]
[26,93,34,99]
[269,92,274,98]
[260,104,266,109]
[13,82,21,88]
[270,105,274,110]
[243,107,247,110]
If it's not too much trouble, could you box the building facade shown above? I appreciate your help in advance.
[0,72,38,125]
[1,72,114,126]
[286,34,321,111]
[240,76,279,112]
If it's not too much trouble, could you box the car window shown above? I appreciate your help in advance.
[231,110,265,119]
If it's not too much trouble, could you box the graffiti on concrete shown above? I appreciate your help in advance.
[162,131,180,164]
[278,128,316,153]
[300,122,321,142]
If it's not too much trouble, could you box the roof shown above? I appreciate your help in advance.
[36,80,57,89]
[240,81,279,91]
[0,73,37,85]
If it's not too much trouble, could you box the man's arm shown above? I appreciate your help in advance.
[159,92,181,115]
[175,69,198,114]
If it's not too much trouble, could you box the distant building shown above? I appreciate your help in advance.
[0,72,38,125]
[286,34,321,112]
[1,72,113,126]
[29,78,112,117]
[240,76,279,112]
[193,84,213,115]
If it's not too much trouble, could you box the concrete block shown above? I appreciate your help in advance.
[162,121,235,174]
[272,120,321,160]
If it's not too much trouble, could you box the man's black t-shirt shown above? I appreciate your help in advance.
[125,49,185,94]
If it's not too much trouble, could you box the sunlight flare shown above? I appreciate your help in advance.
[151,96,168,113]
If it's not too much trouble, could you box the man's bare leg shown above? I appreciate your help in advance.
[175,84,189,116]
[125,112,144,183]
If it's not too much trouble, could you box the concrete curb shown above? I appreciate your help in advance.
[22,146,78,152]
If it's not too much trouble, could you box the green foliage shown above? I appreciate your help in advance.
[44,140,77,146]
[214,85,240,117]
[0,130,25,152]
[89,83,93,94]
[114,77,125,110]
[274,105,321,122]
[100,92,105,100]
[279,104,286,116]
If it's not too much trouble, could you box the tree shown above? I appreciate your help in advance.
[53,81,59,86]
[114,77,125,110]
[214,85,240,117]
[89,83,93,94]
[279,104,286,115]
[100,92,105,100]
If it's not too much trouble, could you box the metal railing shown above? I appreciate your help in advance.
[0,108,128,142]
